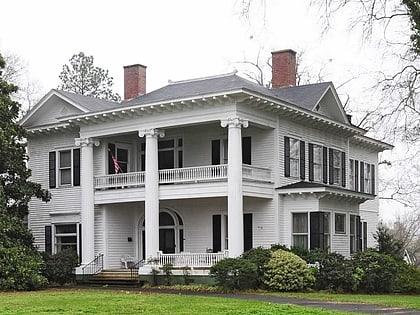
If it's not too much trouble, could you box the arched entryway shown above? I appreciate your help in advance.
[138,209,184,259]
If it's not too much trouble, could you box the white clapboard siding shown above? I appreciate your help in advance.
[27,132,82,250]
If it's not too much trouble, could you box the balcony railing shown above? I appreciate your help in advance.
[94,164,271,190]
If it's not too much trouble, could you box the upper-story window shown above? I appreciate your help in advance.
[49,149,80,188]
[284,136,305,179]
[309,144,324,182]
[349,159,375,194]
[211,137,251,165]
[328,148,346,187]
[140,138,183,171]
[108,143,129,174]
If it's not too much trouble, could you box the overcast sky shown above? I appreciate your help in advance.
[0,0,405,221]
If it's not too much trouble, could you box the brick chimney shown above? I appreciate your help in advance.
[124,64,146,100]
[271,49,297,88]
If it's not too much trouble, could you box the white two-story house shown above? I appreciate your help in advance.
[21,49,392,274]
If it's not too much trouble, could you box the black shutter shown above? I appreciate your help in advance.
[354,160,359,192]
[371,164,375,195]
[243,213,253,252]
[341,151,346,187]
[73,148,80,186]
[322,147,328,183]
[108,143,116,174]
[212,215,221,253]
[310,212,324,250]
[300,141,305,180]
[356,215,362,251]
[308,144,314,181]
[242,137,251,165]
[360,162,365,192]
[78,224,82,263]
[363,222,368,250]
[211,140,220,165]
[328,148,334,184]
[284,137,290,177]
[49,152,56,188]
[45,225,52,254]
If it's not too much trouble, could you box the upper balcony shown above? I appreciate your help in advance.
[94,164,273,204]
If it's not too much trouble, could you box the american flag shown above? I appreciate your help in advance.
[109,149,122,174]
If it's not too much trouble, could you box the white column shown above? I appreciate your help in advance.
[139,129,164,260]
[75,137,100,265]
[221,117,248,257]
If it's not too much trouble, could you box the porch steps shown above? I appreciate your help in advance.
[83,269,141,286]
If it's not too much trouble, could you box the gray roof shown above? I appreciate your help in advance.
[55,89,121,112]
[271,82,332,110]
[123,73,332,111]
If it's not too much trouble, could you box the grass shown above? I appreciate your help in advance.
[0,288,355,315]
[274,292,420,310]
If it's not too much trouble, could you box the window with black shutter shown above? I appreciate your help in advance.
[49,152,56,188]
[363,222,368,250]
[371,164,375,195]
[341,151,346,187]
[308,143,314,181]
[360,162,365,192]
[243,213,253,252]
[45,225,52,254]
[212,215,221,253]
[300,141,305,180]
[242,137,251,165]
[322,147,328,183]
[73,148,80,186]
[328,149,334,184]
[356,216,362,251]
[284,136,290,177]
[310,212,323,250]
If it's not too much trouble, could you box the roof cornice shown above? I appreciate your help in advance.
[60,89,365,136]
[350,135,393,151]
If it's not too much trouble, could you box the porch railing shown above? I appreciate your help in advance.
[159,164,227,184]
[94,164,272,190]
[242,165,272,182]
[95,171,145,189]
[156,251,229,268]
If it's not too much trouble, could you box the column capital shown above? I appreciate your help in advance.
[138,128,165,138]
[75,137,100,147]
[220,117,248,129]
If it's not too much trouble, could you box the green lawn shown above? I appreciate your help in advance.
[275,292,420,310]
[0,288,354,315]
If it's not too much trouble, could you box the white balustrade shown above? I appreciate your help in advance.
[156,251,228,267]
[242,165,272,182]
[94,171,145,189]
[94,164,272,189]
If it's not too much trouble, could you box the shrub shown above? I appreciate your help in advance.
[0,211,47,291]
[241,247,271,287]
[315,252,355,293]
[41,249,79,285]
[160,263,173,286]
[352,249,399,293]
[264,250,315,291]
[181,266,193,285]
[210,257,258,290]
[393,262,420,294]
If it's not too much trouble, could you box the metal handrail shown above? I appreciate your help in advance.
[130,259,144,280]
[82,253,104,281]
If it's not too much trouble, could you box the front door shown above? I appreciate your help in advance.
[159,229,175,253]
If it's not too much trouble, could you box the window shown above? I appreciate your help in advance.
[49,149,80,188]
[329,148,346,187]
[285,137,305,179]
[335,213,346,234]
[309,144,323,182]
[349,159,354,190]
[362,163,375,194]
[108,143,129,174]
[292,213,308,249]
[211,137,251,165]
[140,138,183,171]
[54,224,78,254]
[293,212,331,251]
